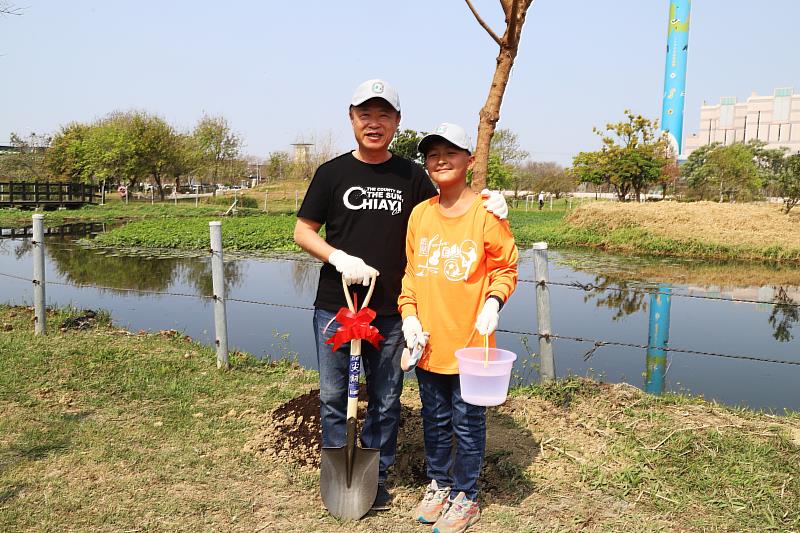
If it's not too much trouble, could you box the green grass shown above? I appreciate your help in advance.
[510,376,601,408]
[88,213,301,251]
[0,304,315,531]
[0,201,260,227]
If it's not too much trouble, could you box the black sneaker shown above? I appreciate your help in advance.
[371,483,392,512]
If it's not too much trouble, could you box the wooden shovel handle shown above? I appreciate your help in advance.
[341,273,377,313]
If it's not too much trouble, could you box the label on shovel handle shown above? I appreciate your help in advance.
[348,352,361,398]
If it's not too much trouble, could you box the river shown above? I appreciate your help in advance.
[1,227,798,412]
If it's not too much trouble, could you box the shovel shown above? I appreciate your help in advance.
[319,275,380,520]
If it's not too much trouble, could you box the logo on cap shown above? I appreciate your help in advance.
[372,82,385,94]
[436,124,448,134]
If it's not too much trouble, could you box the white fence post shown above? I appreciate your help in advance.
[532,242,555,382]
[209,221,229,369]
[32,214,46,335]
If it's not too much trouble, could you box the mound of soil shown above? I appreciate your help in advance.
[246,386,368,469]
[246,385,540,502]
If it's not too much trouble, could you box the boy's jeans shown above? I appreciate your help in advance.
[313,308,404,484]
[415,367,486,500]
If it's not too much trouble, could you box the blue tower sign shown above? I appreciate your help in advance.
[661,1,691,154]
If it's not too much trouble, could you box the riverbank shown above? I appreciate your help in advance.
[4,200,800,263]
[0,202,266,228]
[560,201,800,263]
[1,305,798,531]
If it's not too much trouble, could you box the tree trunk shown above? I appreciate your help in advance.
[472,47,517,191]
[468,0,532,191]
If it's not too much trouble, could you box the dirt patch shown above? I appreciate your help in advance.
[247,385,540,504]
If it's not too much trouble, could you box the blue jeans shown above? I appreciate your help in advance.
[313,308,404,484]
[415,367,486,500]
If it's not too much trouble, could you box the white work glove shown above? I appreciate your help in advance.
[475,298,501,336]
[481,189,508,220]
[402,316,424,349]
[328,249,379,286]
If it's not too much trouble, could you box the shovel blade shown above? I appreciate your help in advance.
[320,445,380,520]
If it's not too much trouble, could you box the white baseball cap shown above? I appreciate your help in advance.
[350,79,401,113]
[418,122,473,154]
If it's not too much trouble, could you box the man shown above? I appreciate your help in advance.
[293,79,507,511]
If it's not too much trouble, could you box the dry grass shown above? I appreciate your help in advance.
[567,201,800,252]
[2,305,799,532]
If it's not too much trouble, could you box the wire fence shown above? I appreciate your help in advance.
[2,266,799,368]
[519,278,800,308]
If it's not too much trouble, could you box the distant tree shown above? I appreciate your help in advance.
[572,111,669,201]
[0,132,52,181]
[486,153,513,190]
[490,129,529,166]
[684,143,760,202]
[192,114,241,191]
[776,153,800,213]
[46,123,91,182]
[266,151,290,181]
[133,113,187,200]
[390,129,425,164]
[526,161,575,199]
[747,139,788,198]
[571,149,610,193]
[465,0,534,190]
[476,128,530,194]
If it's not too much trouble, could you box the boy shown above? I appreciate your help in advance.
[398,123,518,532]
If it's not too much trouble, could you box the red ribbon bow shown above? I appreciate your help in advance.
[325,306,384,352]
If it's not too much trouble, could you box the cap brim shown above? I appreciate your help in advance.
[417,134,469,155]
[351,96,400,112]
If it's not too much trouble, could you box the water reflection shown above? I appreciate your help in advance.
[289,258,319,294]
[769,287,800,342]
[580,272,800,344]
[45,239,244,296]
[581,276,649,321]
[644,286,671,395]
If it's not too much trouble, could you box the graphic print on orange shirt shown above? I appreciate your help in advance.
[417,235,478,282]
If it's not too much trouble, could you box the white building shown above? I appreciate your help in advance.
[683,87,800,157]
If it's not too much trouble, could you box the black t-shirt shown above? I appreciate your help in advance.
[298,152,438,315]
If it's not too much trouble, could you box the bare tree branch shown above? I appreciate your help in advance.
[0,2,23,15]
[499,0,513,18]
[465,0,502,47]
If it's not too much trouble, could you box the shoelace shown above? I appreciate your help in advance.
[423,486,450,503]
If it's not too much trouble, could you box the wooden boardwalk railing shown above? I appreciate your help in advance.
[0,182,100,208]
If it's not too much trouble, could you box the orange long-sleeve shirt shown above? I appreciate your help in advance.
[398,196,519,374]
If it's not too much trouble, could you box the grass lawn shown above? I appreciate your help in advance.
[1,305,798,531]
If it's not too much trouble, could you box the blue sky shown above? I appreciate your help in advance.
[1,1,798,165]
